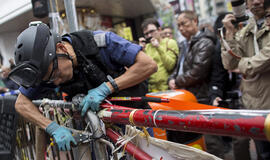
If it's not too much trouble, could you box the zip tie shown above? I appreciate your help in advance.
[153,109,162,127]
[129,109,138,126]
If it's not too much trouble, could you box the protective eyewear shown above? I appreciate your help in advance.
[8,62,41,88]
[45,56,58,83]
[44,53,73,83]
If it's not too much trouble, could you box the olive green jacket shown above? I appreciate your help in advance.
[221,20,270,109]
[145,38,179,92]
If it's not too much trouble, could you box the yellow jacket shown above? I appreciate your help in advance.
[145,38,179,92]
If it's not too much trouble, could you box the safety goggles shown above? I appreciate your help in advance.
[44,53,73,83]
[8,62,41,88]
[44,56,58,83]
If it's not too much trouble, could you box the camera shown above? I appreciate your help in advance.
[231,0,249,24]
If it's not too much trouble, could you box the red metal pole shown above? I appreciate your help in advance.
[106,128,153,160]
[107,96,169,103]
[99,108,270,141]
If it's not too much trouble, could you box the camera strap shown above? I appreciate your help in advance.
[219,28,241,59]
[253,22,260,55]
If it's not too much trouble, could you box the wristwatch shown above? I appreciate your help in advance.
[107,75,119,93]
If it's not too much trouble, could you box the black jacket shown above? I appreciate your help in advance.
[169,29,216,101]
[208,40,229,103]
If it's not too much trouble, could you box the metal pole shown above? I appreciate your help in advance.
[99,107,270,141]
[47,0,59,33]
[63,0,78,32]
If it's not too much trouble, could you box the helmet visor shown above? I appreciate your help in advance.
[8,63,40,88]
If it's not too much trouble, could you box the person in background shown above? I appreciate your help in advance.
[168,10,215,102]
[265,0,270,27]
[161,26,174,39]
[1,66,19,90]
[222,0,270,159]
[199,23,215,33]
[0,52,11,93]
[141,18,179,92]
[168,10,216,155]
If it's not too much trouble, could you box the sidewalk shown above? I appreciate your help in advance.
[224,139,257,160]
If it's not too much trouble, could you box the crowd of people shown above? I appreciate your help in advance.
[140,0,270,159]
[2,0,270,159]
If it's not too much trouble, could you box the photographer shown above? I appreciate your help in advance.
[141,18,179,92]
[221,0,270,159]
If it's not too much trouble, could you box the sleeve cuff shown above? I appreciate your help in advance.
[238,57,251,76]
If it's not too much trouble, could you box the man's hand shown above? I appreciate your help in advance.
[169,79,176,89]
[230,68,240,73]
[79,82,111,115]
[139,37,146,49]
[151,38,160,47]
[151,31,161,47]
[45,121,77,151]
[222,14,238,40]
[212,97,222,106]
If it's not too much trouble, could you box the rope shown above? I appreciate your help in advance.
[153,109,162,127]
[112,127,140,154]
[129,109,138,126]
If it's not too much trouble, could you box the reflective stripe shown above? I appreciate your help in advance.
[94,33,106,47]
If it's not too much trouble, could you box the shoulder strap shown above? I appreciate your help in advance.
[67,30,99,56]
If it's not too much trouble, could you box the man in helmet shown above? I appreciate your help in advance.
[9,22,157,151]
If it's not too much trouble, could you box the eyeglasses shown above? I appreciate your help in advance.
[44,53,73,83]
[44,56,58,83]
[143,29,157,36]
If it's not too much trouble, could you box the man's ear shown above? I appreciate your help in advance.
[193,19,199,26]
[56,42,67,52]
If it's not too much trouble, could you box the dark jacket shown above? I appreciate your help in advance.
[208,39,229,103]
[169,29,216,101]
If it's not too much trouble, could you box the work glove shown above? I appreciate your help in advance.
[45,121,77,151]
[79,82,111,115]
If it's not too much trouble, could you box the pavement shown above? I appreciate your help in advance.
[223,139,257,160]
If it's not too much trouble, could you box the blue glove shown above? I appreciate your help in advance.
[79,82,111,115]
[45,121,77,151]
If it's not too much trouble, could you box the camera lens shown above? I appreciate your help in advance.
[231,0,249,23]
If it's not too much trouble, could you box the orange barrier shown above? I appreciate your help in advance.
[146,89,224,150]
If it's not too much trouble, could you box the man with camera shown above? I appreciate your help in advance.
[222,0,270,159]
[140,18,179,92]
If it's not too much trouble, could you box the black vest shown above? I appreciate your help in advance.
[60,30,149,109]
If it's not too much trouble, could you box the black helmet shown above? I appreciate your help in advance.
[9,22,61,88]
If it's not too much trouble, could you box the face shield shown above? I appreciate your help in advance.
[8,62,41,88]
